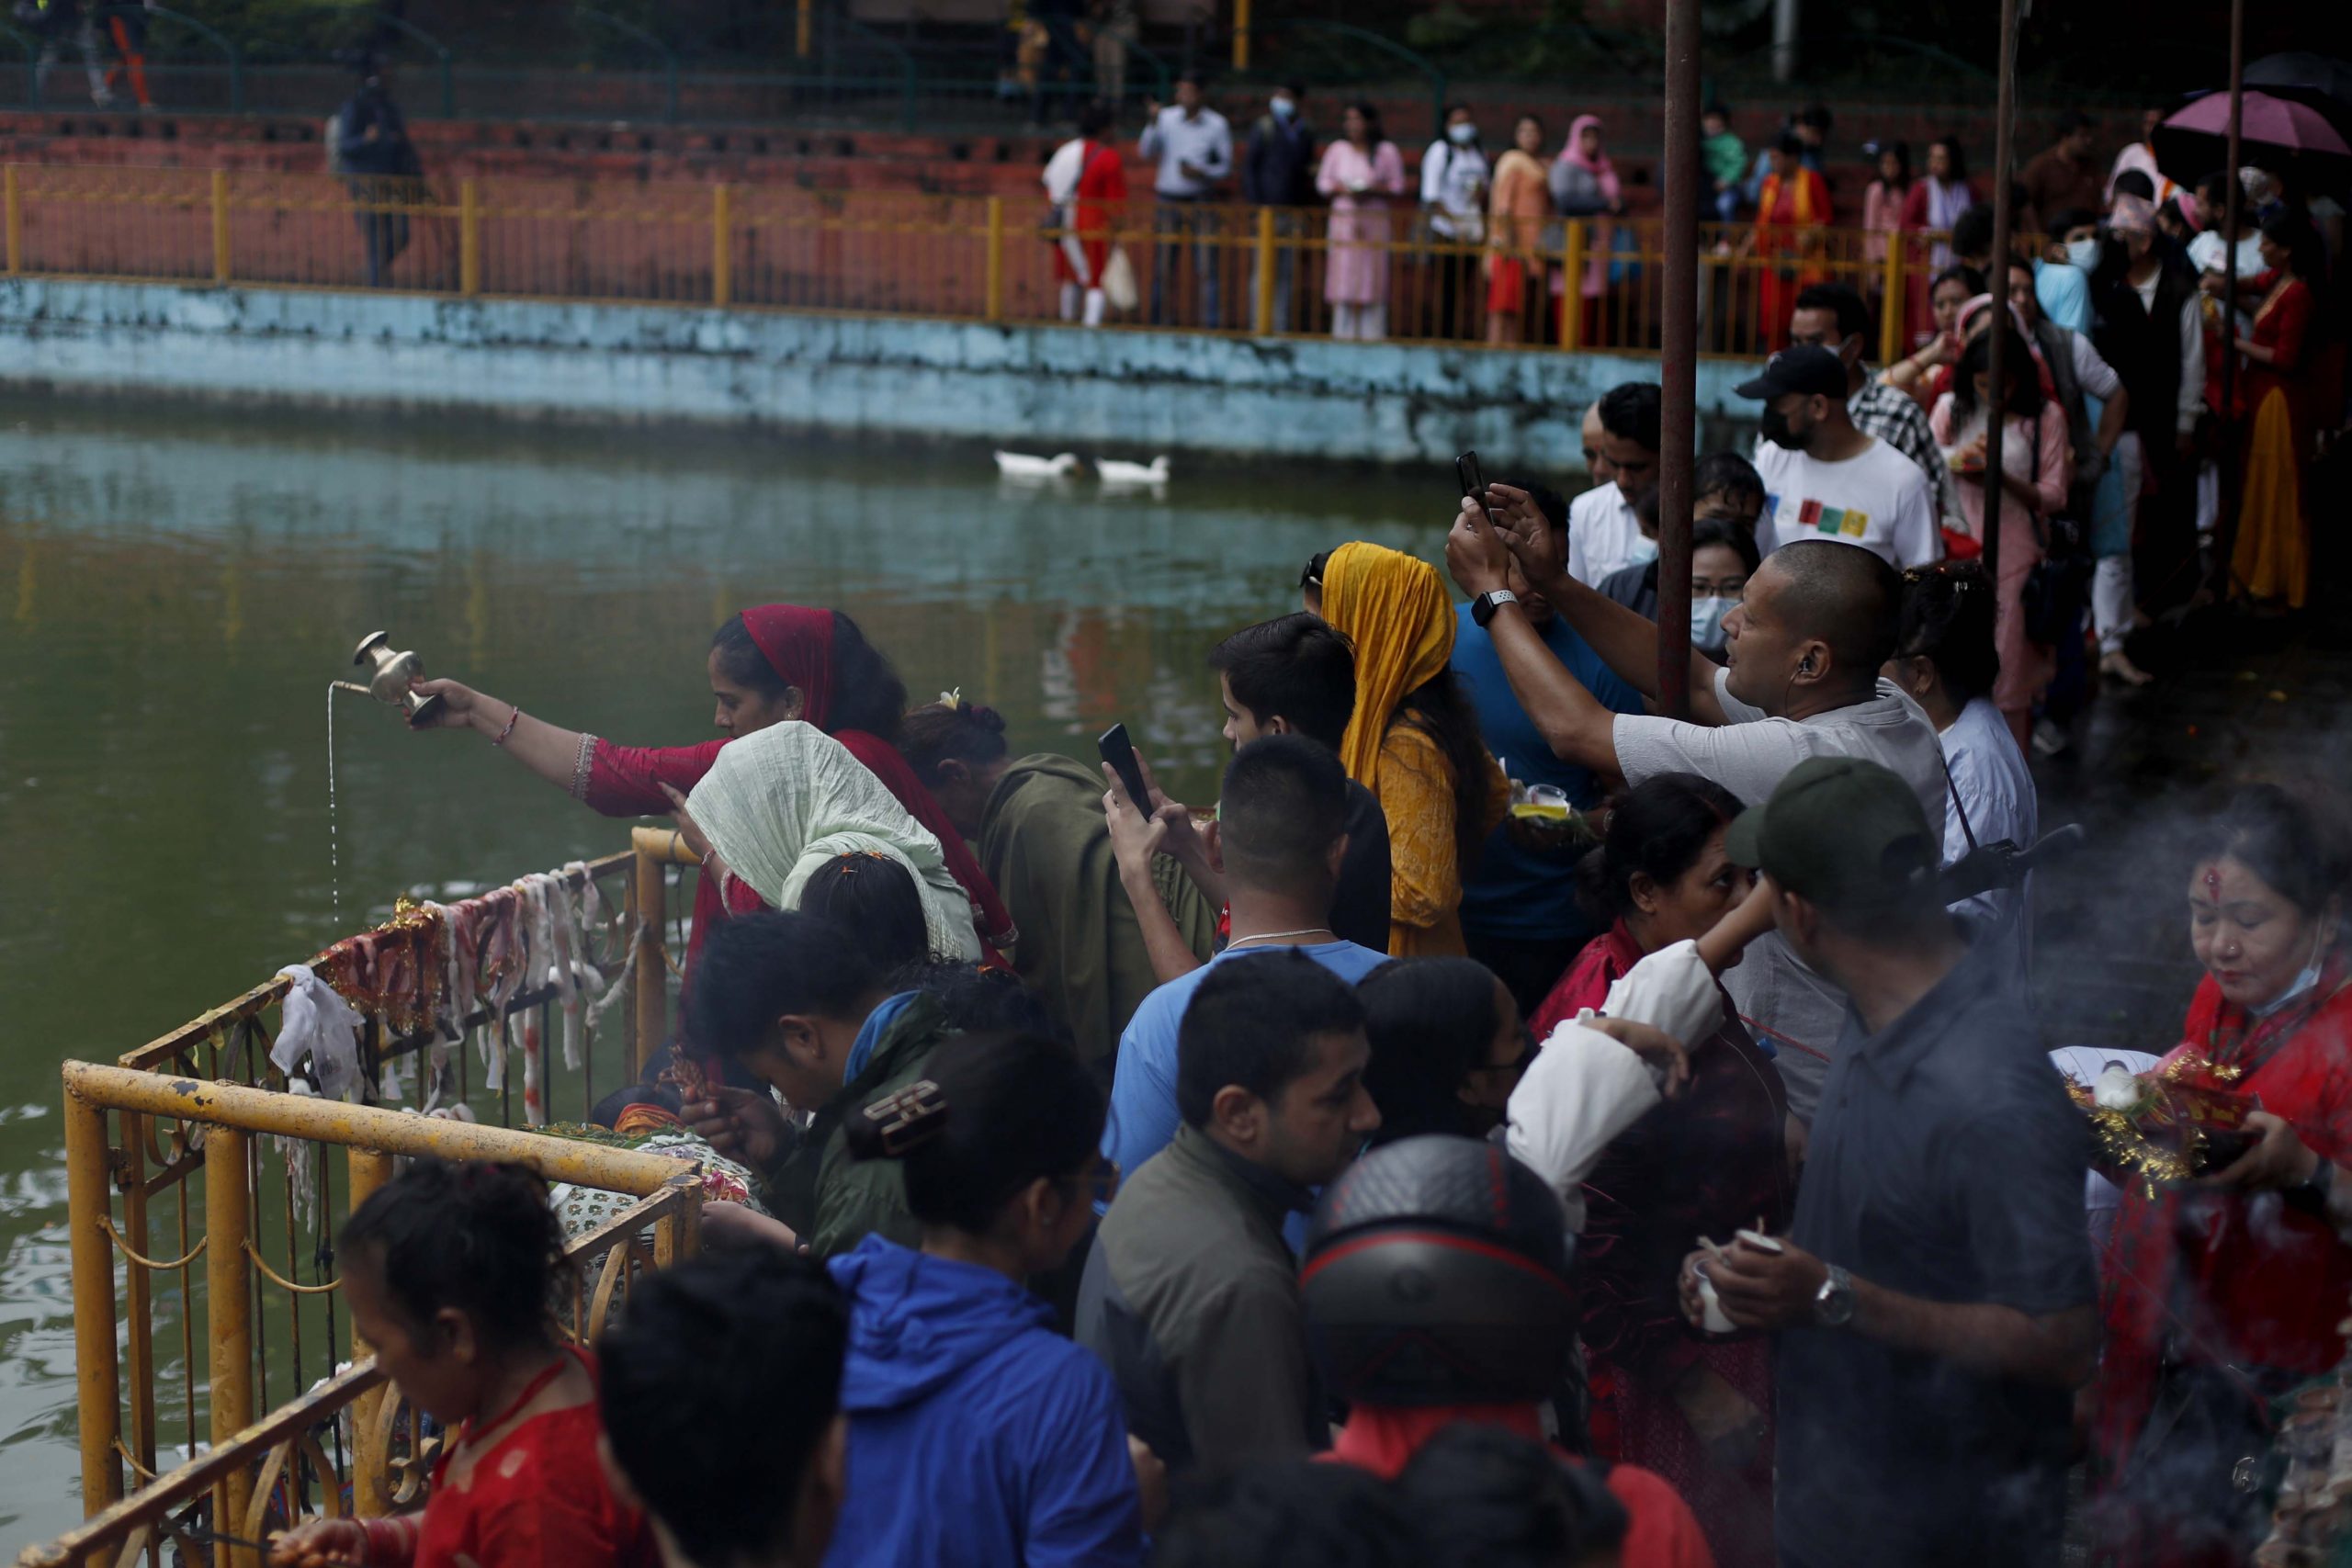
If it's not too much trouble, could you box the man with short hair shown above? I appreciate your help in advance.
[1790,280,1956,529]
[1452,477,1645,1013]
[1242,80,1316,332]
[1101,734,1390,1179]
[601,1248,851,1568]
[1566,381,1662,584]
[1684,757,2097,1568]
[1079,948,1380,1468]
[2022,109,2104,236]
[1141,68,1233,328]
[1579,399,1617,491]
[1744,344,1940,567]
[1446,504,1944,1118]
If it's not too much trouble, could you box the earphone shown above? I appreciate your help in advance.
[1798,656,1815,675]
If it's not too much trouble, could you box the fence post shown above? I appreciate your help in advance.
[797,0,813,58]
[459,178,481,298]
[1559,220,1587,352]
[984,195,1004,322]
[1232,0,1250,70]
[346,1147,395,1518]
[1253,206,1275,335]
[630,829,674,1081]
[711,183,732,308]
[6,164,22,276]
[1879,233,1905,366]
[210,169,231,284]
[206,1126,255,1568]
[62,1086,120,1517]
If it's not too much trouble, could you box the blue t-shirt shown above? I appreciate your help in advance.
[1101,940,1391,1185]
[1452,603,1644,941]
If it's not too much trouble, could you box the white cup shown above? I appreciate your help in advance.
[1694,1262,1736,1335]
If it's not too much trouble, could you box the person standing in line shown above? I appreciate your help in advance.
[2227,212,2322,612]
[1240,80,1317,333]
[1789,281,1960,533]
[1747,132,1832,350]
[24,0,109,107]
[1897,136,1976,277]
[333,62,423,288]
[1744,346,1942,569]
[1597,508,1762,667]
[1317,102,1408,342]
[1044,101,1129,327]
[1139,69,1233,329]
[1882,263,1986,411]
[1566,381,1664,584]
[1550,113,1625,346]
[1701,99,1747,223]
[2107,104,2172,204]
[1685,756,2097,1568]
[1420,104,1489,341]
[1861,140,1912,279]
[1580,397,1618,489]
[1484,114,1551,346]
[102,0,153,110]
[2021,109,2106,235]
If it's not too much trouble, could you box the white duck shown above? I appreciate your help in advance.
[1096,455,1171,487]
[993,450,1081,479]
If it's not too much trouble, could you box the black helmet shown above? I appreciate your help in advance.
[1301,1134,1576,1408]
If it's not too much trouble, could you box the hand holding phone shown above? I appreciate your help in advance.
[1455,449,1491,517]
[1098,723,1152,814]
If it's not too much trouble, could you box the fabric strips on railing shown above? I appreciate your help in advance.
[271,964,367,1101]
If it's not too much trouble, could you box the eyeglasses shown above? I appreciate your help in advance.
[1691,577,1747,597]
[1469,1028,1539,1081]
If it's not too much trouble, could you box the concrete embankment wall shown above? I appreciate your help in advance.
[0,280,1758,464]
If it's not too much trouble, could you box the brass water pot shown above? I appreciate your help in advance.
[351,631,448,728]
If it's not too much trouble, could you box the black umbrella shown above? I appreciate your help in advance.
[2245,51,2352,109]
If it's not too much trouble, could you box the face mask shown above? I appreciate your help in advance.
[1271,97,1295,121]
[1690,595,1737,649]
[1759,406,1811,451]
[1624,536,1659,568]
[1448,121,1476,145]
[2064,237,2102,272]
[2251,927,2333,1018]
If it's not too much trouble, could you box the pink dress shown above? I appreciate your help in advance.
[1317,140,1407,305]
[1929,395,2069,717]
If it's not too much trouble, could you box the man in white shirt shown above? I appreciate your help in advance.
[1139,69,1233,329]
[1565,381,1661,584]
[1446,499,1943,1122]
[1419,104,1488,340]
[1743,345,1941,568]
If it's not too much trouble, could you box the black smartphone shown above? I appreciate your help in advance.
[1454,449,1487,505]
[1097,723,1152,812]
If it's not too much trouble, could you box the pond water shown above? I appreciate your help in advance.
[0,393,1464,1542]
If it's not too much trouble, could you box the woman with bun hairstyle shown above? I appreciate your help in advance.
[824,1030,1147,1568]
[268,1161,653,1568]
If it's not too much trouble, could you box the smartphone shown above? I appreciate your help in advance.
[1454,449,1487,507]
[1097,723,1152,813]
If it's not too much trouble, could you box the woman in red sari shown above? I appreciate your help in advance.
[1529,773,1790,1568]
[269,1161,653,1568]
[1742,131,1830,351]
[2092,783,2352,1568]
[1047,99,1127,326]
[413,605,1015,978]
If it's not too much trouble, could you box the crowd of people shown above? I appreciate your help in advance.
[254,250,2349,1562]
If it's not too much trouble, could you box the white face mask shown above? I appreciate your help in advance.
[1448,121,1477,146]
[2251,926,2334,1018]
[1690,596,1738,649]
[1624,536,1660,568]
[1271,97,1295,121]
[2064,237,2102,272]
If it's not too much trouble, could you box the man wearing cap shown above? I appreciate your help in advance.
[1445,491,1945,1121]
[1744,344,1942,569]
[1681,758,2097,1568]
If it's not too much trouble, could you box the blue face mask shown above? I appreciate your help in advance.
[2064,237,2102,273]
[2251,929,2333,1018]
[1448,121,1477,146]
[1690,595,1738,650]
[1624,536,1659,568]
[1271,97,1295,121]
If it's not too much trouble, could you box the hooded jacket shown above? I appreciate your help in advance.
[824,1235,1143,1568]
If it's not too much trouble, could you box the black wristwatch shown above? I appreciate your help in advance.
[2287,1157,2336,1214]
[1472,589,1520,628]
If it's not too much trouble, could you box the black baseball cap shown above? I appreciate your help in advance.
[1725,756,1939,911]
[1735,345,1849,402]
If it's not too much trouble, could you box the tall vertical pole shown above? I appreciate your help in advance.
[2213,0,2245,594]
[63,1088,120,1517]
[206,1127,256,1568]
[345,1146,395,1519]
[1981,0,2019,590]
[1657,0,1700,718]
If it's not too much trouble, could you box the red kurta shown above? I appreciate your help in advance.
[1051,140,1127,287]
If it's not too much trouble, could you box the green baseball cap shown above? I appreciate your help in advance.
[1724,755,1940,911]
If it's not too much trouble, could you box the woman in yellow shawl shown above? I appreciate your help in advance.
[1311,543,1508,957]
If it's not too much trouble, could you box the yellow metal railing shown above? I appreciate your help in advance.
[0,164,1968,360]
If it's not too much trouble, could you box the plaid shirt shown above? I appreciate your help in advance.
[1849,377,1957,529]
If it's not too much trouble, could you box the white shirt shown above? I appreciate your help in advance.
[2125,276,2210,434]
[1138,107,1232,197]
[1566,481,1651,585]
[1613,668,1947,1122]
[1939,694,2038,975]
[2062,327,2122,402]
[1751,435,1940,568]
[1420,138,1489,241]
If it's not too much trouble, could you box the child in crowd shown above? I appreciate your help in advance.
[1701,101,1747,222]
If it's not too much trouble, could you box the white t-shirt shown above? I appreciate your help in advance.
[1751,436,1940,568]
[1612,668,1947,1122]
[1566,481,1650,585]
[1940,694,2039,976]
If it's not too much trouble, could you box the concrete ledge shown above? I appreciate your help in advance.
[0,280,1757,464]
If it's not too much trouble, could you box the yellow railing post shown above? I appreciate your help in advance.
[459,177,481,299]
[1232,0,1250,70]
[5,164,21,276]
[631,826,695,1079]
[711,183,733,309]
[63,1087,120,1517]
[345,1146,395,1519]
[1879,232,1905,367]
[210,169,231,284]
[796,0,812,58]
[984,195,1005,322]
[1560,220,1587,353]
[205,1126,255,1568]
[1253,206,1276,335]
[121,1114,158,1493]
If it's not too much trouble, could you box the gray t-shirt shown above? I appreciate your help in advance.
[1612,668,1947,1122]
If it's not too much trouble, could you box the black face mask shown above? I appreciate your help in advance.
[1760,406,1811,451]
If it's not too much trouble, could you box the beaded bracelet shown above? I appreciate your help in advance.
[492,706,523,748]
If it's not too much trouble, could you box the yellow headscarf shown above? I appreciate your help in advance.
[1323,542,1457,791]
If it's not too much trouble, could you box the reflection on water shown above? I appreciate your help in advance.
[0,393,1464,1540]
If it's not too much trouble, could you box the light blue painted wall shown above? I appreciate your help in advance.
[0,280,1761,463]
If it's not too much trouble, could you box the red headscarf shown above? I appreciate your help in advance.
[735,604,1018,953]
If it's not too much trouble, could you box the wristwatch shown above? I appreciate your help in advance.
[1471,589,1520,628]
[2287,1156,2336,1214]
[1814,1263,1856,1329]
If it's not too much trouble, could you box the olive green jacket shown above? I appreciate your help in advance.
[774,991,949,1260]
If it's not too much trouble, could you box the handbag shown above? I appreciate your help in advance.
[2018,419,2095,647]
[1100,246,1137,312]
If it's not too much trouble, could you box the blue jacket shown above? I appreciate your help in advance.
[825,1236,1144,1568]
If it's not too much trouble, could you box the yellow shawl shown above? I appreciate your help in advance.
[1324,542,1457,792]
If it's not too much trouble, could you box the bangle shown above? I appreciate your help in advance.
[491,706,523,748]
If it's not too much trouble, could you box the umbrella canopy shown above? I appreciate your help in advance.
[2163,90,2351,157]
[2245,52,2352,109]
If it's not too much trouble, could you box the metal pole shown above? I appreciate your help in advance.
[345,1147,394,1519]
[2212,0,2245,594]
[1770,0,1799,83]
[1981,0,2018,591]
[205,1127,254,1568]
[63,1088,120,1517]
[1657,0,1700,719]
